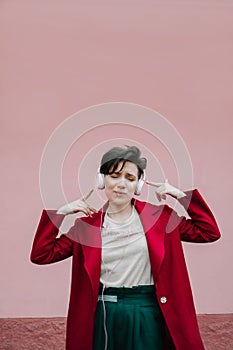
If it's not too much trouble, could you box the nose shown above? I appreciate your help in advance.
[116,177,126,188]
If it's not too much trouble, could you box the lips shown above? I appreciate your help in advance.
[114,191,126,195]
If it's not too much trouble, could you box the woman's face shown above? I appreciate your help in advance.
[104,161,139,207]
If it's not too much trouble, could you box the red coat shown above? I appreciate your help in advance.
[30,189,221,350]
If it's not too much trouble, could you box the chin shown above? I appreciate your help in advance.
[111,196,133,206]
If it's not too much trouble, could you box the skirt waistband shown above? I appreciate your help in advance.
[98,283,156,300]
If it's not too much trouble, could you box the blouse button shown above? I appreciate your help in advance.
[160,296,167,304]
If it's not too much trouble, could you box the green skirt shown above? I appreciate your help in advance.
[93,284,165,350]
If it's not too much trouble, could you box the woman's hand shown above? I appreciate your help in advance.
[145,179,186,202]
[56,189,97,216]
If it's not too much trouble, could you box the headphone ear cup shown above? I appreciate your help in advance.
[134,178,144,195]
[96,172,105,189]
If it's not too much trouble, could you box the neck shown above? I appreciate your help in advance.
[107,202,133,222]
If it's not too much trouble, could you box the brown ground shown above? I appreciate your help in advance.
[0,314,233,349]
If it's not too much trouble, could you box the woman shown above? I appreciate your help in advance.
[30,145,221,350]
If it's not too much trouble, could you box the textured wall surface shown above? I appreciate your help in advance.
[0,315,233,350]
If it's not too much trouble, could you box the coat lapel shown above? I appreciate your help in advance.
[78,213,102,306]
[134,199,168,280]
[80,205,108,306]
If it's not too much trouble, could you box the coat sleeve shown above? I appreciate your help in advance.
[169,189,221,243]
[30,210,74,264]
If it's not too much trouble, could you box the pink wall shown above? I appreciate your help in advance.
[1,0,232,317]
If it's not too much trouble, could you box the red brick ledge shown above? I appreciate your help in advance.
[198,314,233,350]
[0,314,233,350]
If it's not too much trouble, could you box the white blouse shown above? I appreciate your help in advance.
[100,206,154,287]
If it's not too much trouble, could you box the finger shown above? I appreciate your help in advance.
[89,207,98,213]
[145,181,163,188]
[155,190,166,201]
[157,189,167,196]
[81,202,97,213]
[75,203,97,214]
[75,208,93,217]
[82,189,94,201]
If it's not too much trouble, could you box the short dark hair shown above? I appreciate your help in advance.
[100,145,147,179]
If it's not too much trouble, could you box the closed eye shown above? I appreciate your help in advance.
[127,177,136,181]
[109,172,137,181]
[110,173,120,178]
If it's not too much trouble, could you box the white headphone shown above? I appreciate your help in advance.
[96,167,146,195]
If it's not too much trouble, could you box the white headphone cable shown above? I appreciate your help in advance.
[99,207,108,350]
[99,205,134,350]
